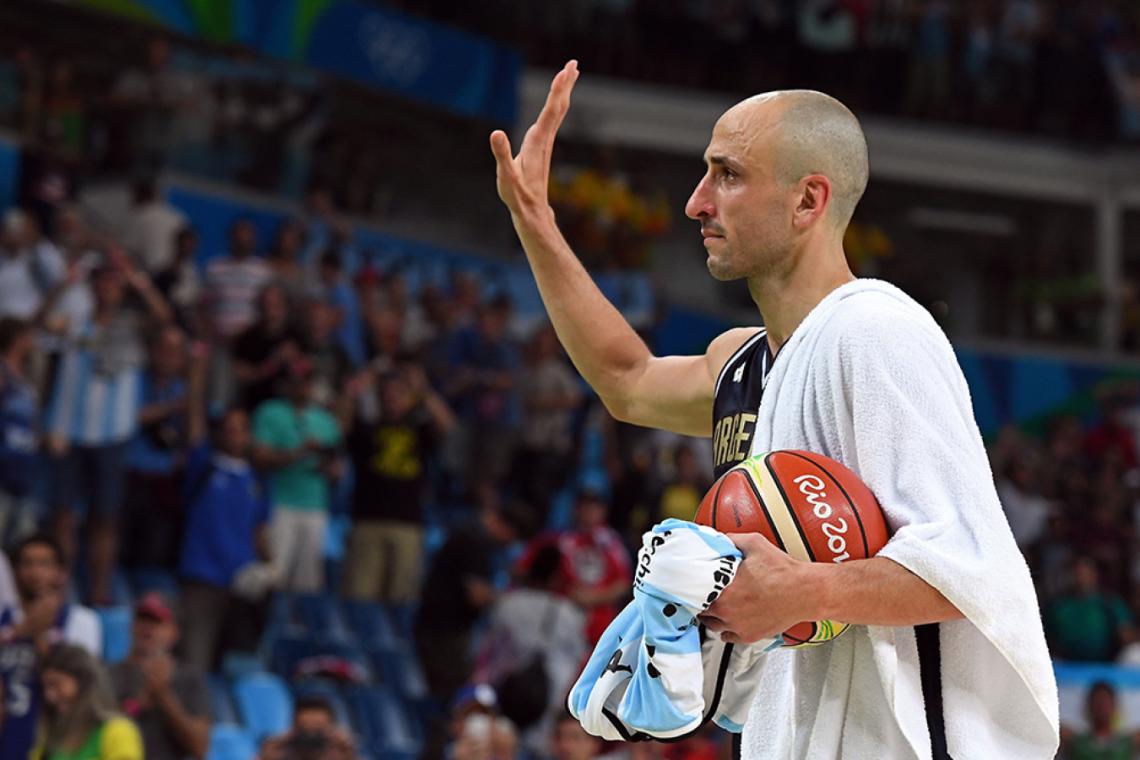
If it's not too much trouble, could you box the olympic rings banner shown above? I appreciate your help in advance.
[76,0,521,124]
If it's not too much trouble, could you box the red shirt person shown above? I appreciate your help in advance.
[518,489,631,644]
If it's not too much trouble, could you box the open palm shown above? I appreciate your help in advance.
[490,60,579,216]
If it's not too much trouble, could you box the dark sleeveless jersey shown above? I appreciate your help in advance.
[711,329,772,479]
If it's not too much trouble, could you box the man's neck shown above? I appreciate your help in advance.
[746,240,854,354]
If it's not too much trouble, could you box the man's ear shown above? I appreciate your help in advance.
[793,175,832,231]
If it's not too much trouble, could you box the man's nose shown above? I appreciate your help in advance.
[685,176,714,220]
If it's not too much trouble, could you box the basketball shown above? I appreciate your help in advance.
[694,450,890,647]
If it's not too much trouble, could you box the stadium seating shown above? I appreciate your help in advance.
[205,723,257,760]
[232,672,293,742]
[207,674,239,725]
[97,606,132,664]
[345,684,422,760]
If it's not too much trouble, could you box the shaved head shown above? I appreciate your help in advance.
[724,90,869,228]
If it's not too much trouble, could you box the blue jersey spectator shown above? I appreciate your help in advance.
[0,535,101,760]
[0,318,39,546]
[122,326,190,571]
[178,342,272,673]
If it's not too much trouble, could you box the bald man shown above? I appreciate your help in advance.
[491,63,1056,758]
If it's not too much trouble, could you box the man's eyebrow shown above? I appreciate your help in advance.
[705,155,741,170]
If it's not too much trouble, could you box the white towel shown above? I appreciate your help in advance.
[741,279,1059,759]
[568,519,775,740]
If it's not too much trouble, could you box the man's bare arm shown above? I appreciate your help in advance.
[490,62,756,436]
[705,534,962,644]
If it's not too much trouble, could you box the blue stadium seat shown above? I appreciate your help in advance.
[232,672,293,742]
[129,567,179,598]
[221,652,266,681]
[269,633,317,676]
[343,600,401,648]
[345,685,421,760]
[294,593,353,643]
[97,606,132,664]
[370,644,428,705]
[205,723,257,760]
[207,674,238,724]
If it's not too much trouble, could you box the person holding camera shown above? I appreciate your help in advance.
[257,695,357,760]
[252,356,342,593]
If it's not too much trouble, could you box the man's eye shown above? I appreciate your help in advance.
[721,169,736,181]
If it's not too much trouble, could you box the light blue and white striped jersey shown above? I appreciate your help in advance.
[47,316,145,446]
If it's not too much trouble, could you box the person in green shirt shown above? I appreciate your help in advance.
[1063,681,1139,760]
[35,644,143,760]
[1045,557,1136,662]
[252,356,342,593]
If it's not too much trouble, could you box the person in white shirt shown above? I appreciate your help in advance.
[121,178,186,274]
[0,533,102,654]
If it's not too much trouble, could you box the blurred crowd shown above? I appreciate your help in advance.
[406,0,1140,143]
[0,175,717,759]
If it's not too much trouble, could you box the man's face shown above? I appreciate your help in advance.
[219,409,251,457]
[132,616,178,657]
[94,269,126,309]
[685,102,797,282]
[16,544,63,599]
[153,328,186,377]
[232,222,257,256]
[294,707,334,734]
[575,496,607,532]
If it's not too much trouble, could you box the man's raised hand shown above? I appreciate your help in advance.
[490,60,579,217]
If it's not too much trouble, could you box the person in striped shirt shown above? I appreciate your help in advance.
[45,249,173,605]
[202,218,272,340]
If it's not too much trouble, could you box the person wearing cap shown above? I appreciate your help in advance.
[515,488,631,645]
[109,593,211,760]
[252,355,342,593]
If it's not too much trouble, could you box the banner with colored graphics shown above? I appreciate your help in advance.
[76,0,521,123]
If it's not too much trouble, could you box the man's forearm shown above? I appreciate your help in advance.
[153,687,210,759]
[511,208,649,411]
[804,556,963,627]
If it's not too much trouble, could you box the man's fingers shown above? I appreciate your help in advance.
[533,60,578,147]
[489,130,514,168]
[731,532,772,556]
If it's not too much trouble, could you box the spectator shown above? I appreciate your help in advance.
[0,207,64,321]
[0,318,40,546]
[121,326,191,572]
[1060,681,1138,760]
[431,684,518,760]
[203,218,272,340]
[152,225,201,331]
[36,644,143,760]
[178,343,273,672]
[0,549,15,610]
[1045,556,1134,662]
[995,450,1053,550]
[652,444,711,525]
[315,251,365,368]
[120,177,186,274]
[252,358,342,593]
[549,712,600,760]
[45,251,172,604]
[258,695,357,760]
[110,593,211,760]
[415,502,533,702]
[233,282,302,412]
[110,35,198,174]
[384,271,434,352]
[265,219,308,301]
[444,295,520,493]
[520,489,631,645]
[1084,395,1139,474]
[39,205,96,342]
[340,364,455,605]
[479,545,586,756]
[510,325,581,520]
[0,535,101,760]
[299,298,351,409]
